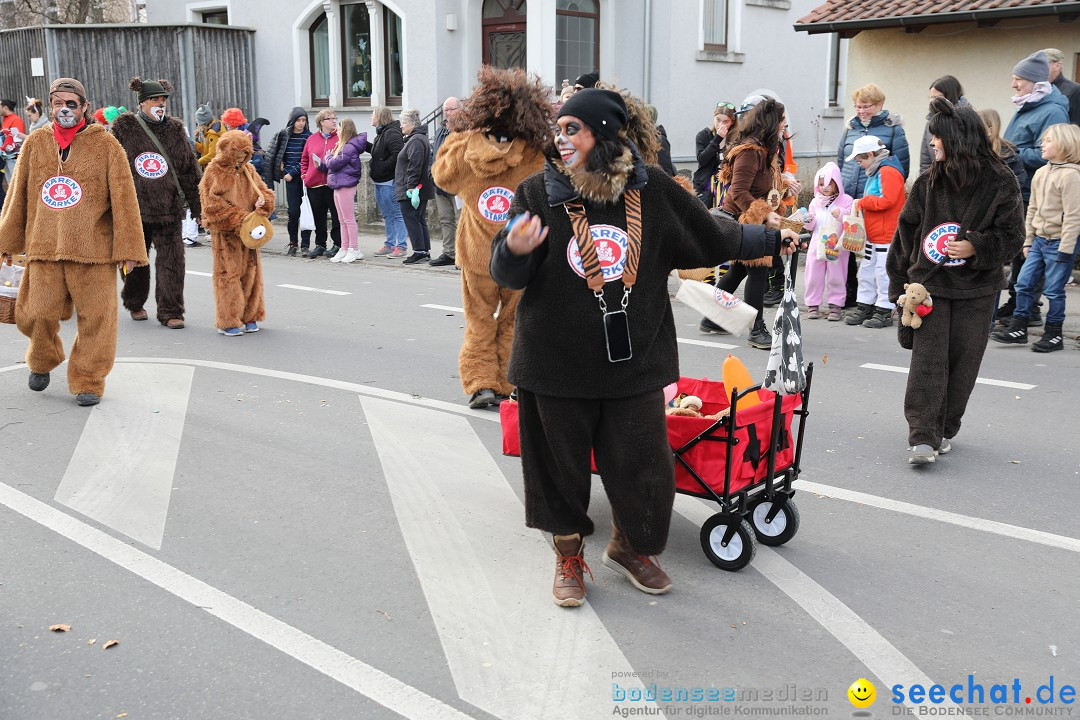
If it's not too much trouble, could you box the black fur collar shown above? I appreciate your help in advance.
[545,140,648,207]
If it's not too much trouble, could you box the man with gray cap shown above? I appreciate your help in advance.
[111,77,203,329]
[999,51,1070,322]
[1043,48,1080,126]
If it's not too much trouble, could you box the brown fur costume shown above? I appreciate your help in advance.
[0,122,147,397]
[198,131,274,330]
[431,67,550,397]
[718,143,782,267]
[112,80,203,324]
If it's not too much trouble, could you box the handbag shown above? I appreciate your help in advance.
[762,253,806,395]
[673,271,757,336]
[820,212,841,263]
[840,201,867,253]
[239,166,274,250]
[298,195,316,231]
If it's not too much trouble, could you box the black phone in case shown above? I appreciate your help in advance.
[603,311,632,362]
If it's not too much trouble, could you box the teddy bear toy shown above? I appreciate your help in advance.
[898,282,933,329]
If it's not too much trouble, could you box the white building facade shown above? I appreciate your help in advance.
[146,0,847,172]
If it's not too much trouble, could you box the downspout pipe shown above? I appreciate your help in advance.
[642,0,651,101]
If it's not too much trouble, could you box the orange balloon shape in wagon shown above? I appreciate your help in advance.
[722,354,762,412]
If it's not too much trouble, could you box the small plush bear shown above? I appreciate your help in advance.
[898,282,933,329]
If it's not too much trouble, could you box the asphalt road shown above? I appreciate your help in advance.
[2,241,1079,720]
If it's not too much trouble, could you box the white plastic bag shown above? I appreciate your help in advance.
[299,195,316,231]
[182,210,199,241]
[673,272,757,336]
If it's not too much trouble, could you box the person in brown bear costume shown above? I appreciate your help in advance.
[431,67,551,408]
[0,77,147,406]
[199,130,274,336]
[111,77,202,329]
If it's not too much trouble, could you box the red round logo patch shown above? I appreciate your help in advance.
[40,176,83,209]
[135,152,169,179]
[566,225,629,283]
[922,222,966,267]
[477,186,514,223]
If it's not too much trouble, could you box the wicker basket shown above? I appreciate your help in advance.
[779,216,805,233]
[677,267,716,282]
[0,295,15,325]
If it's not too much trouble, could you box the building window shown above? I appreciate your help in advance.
[483,0,527,70]
[384,8,404,104]
[343,3,372,105]
[556,0,598,87]
[201,10,228,24]
[310,13,330,106]
[702,0,727,51]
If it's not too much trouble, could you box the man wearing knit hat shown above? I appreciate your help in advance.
[111,77,203,329]
[999,51,1071,322]
[0,77,147,406]
[1043,48,1080,126]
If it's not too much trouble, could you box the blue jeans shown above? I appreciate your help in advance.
[374,182,408,249]
[1015,236,1075,326]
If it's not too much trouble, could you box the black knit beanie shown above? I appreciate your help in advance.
[557,88,627,142]
[574,71,599,90]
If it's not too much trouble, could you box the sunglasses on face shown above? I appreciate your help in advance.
[716,102,735,110]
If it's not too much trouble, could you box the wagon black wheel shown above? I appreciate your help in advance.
[748,498,800,546]
[699,514,756,571]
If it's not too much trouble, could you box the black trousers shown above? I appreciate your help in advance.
[845,252,858,307]
[306,184,340,249]
[716,262,768,326]
[399,198,431,253]
[122,219,185,323]
[517,388,675,556]
[285,177,312,248]
[905,293,996,449]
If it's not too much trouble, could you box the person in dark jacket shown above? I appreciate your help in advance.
[646,104,676,175]
[886,98,1024,465]
[692,101,736,206]
[430,96,461,266]
[247,117,270,175]
[490,88,798,608]
[394,108,434,264]
[1045,48,1080,126]
[369,106,409,257]
[111,77,202,329]
[919,76,966,173]
[261,107,311,255]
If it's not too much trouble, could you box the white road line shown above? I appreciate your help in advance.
[0,364,25,374]
[277,283,351,296]
[362,397,654,720]
[421,303,464,313]
[672,494,957,712]
[114,357,502,423]
[0,483,474,720]
[677,337,739,350]
[798,479,1080,554]
[861,363,1036,390]
[54,364,193,550]
[186,270,213,277]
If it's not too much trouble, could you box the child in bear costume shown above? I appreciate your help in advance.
[431,67,551,408]
[199,130,274,335]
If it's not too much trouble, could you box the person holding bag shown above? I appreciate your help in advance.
[886,98,1024,464]
[199,131,275,336]
[261,107,312,256]
[801,162,853,321]
[490,88,799,607]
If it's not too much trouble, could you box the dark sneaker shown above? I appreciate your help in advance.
[990,317,1028,344]
[326,245,341,259]
[429,253,455,267]
[805,305,820,320]
[845,303,871,325]
[997,297,1015,319]
[863,309,893,328]
[1027,308,1043,327]
[698,316,730,335]
[28,371,50,391]
[286,244,298,257]
[1032,324,1063,353]
[827,304,843,322]
[306,246,327,259]
[908,444,936,464]
[76,392,100,407]
[469,388,497,409]
[553,534,591,607]
[403,251,430,265]
[602,523,672,595]
[748,325,772,349]
[763,288,784,307]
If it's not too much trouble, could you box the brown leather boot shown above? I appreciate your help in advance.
[602,523,672,595]
[552,534,592,607]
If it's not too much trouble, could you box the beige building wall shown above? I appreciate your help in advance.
[844,18,1078,176]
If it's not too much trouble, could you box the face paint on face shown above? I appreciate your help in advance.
[151,106,166,120]
[555,116,595,169]
[55,107,80,128]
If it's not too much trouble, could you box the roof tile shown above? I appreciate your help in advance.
[797,0,1077,28]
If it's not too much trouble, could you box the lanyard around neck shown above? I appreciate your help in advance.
[564,188,642,294]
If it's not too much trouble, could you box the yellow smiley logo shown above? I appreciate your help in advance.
[848,678,876,708]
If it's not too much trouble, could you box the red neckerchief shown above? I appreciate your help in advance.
[52,118,86,151]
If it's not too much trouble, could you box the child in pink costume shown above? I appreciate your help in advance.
[801,162,853,320]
